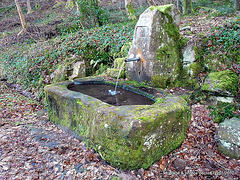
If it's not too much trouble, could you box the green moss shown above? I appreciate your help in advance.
[126,2,137,21]
[113,57,126,69]
[189,62,203,77]
[120,80,148,87]
[155,98,165,104]
[150,74,172,88]
[149,8,185,88]
[202,70,238,95]
[149,4,172,14]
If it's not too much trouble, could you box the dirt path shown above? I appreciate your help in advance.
[1,80,240,179]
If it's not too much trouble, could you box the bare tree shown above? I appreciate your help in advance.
[137,0,150,7]
[236,0,240,10]
[148,0,157,5]
[125,0,137,21]
[27,0,32,14]
[183,0,192,14]
[15,0,26,36]
[176,0,180,10]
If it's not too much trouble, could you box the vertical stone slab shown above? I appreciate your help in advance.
[126,4,182,83]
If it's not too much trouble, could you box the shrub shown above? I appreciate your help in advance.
[207,102,240,123]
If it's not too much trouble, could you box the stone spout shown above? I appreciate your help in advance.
[125,57,140,62]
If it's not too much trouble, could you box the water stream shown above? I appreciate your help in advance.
[108,61,125,96]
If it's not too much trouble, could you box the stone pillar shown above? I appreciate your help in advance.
[126,4,181,83]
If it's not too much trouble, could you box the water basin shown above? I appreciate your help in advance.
[67,83,154,106]
[45,77,191,170]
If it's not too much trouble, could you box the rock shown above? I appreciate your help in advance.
[114,58,126,69]
[126,4,182,84]
[50,65,67,83]
[45,78,191,170]
[69,61,85,80]
[106,68,125,78]
[173,158,186,170]
[106,58,126,78]
[201,70,238,96]
[206,96,234,106]
[182,44,195,74]
[180,25,192,31]
[218,117,240,159]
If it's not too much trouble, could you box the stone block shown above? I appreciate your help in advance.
[69,61,85,80]
[218,117,240,159]
[201,70,238,96]
[45,78,191,169]
[126,4,182,83]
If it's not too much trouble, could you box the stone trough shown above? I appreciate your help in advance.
[45,77,191,169]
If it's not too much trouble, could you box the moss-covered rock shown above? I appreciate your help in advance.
[45,79,191,170]
[126,4,183,87]
[201,70,238,96]
[106,68,125,78]
[218,117,240,159]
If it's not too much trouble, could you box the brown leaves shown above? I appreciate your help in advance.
[0,82,42,120]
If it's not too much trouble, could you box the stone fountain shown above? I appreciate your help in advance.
[45,4,191,170]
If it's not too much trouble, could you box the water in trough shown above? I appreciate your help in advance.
[67,83,154,106]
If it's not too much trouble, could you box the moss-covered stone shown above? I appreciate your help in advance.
[150,74,172,88]
[126,4,183,87]
[189,62,203,77]
[201,70,238,96]
[107,68,125,79]
[149,5,172,14]
[45,79,191,169]
[218,117,240,159]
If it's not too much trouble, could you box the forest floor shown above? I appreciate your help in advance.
[1,3,240,180]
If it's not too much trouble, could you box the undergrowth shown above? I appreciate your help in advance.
[192,0,236,16]
[0,22,135,99]
[207,102,240,123]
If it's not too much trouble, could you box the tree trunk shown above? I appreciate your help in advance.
[75,1,79,12]
[148,0,156,6]
[236,0,240,10]
[125,0,137,21]
[15,0,26,36]
[27,0,32,14]
[176,0,180,10]
[183,0,192,14]
[146,0,151,6]
[66,0,74,9]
